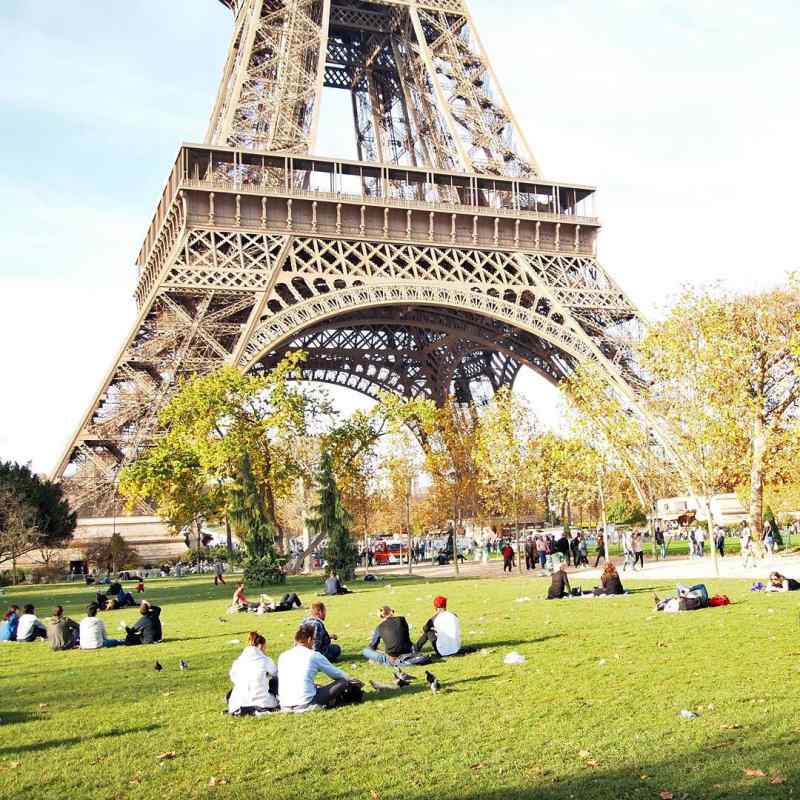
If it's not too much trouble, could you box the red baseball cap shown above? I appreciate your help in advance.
[433,595,447,609]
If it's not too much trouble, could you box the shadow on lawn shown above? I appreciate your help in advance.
[0,723,161,756]
[358,672,501,704]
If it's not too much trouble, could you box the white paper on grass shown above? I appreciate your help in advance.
[515,597,531,603]
[504,651,526,665]
[228,639,240,645]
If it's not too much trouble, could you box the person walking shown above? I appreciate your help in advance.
[213,559,226,586]
[524,538,535,571]
[715,527,725,558]
[594,532,605,568]
[536,536,547,571]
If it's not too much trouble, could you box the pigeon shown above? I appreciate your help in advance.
[218,617,227,623]
[393,669,415,687]
[370,680,400,692]
[154,661,163,672]
[425,670,441,694]
[179,659,189,671]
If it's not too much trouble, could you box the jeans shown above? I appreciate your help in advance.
[362,648,421,667]
[658,543,666,560]
[634,552,644,569]
[525,554,534,570]
[324,643,342,663]
[538,553,547,569]
[415,628,439,655]
[594,552,605,568]
[20,623,47,642]
[503,558,513,573]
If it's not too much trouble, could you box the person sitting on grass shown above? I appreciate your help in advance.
[278,624,362,712]
[546,561,572,600]
[767,572,800,592]
[324,571,351,596]
[125,601,163,645]
[258,593,303,613]
[415,595,462,657]
[0,605,21,642]
[79,603,123,649]
[47,606,80,651]
[230,582,249,612]
[16,604,47,642]
[107,582,136,609]
[302,601,341,662]
[227,631,278,716]
[593,562,625,596]
[362,606,428,667]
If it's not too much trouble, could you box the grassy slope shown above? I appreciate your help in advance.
[0,572,798,800]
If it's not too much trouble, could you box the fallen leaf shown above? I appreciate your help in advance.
[659,792,674,800]
[720,723,740,731]
[157,751,177,761]
[584,759,600,768]
[208,777,228,787]
[743,768,766,778]
[769,773,785,785]
[469,763,486,771]
[578,750,592,758]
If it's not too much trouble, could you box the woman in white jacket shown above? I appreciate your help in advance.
[228,631,278,716]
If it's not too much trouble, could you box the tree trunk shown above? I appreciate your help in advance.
[195,519,203,551]
[225,515,233,555]
[749,412,767,539]
[12,551,18,586]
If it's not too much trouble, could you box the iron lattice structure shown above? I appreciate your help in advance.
[55,0,648,518]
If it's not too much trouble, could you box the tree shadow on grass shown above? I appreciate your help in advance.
[0,711,40,725]
[0,722,161,756]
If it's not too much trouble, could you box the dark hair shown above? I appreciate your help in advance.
[53,606,64,619]
[9,605,19,612]
[86,603,99,617]
[23,604,34,615]
[295,623,316,644]
[247,631,266,648]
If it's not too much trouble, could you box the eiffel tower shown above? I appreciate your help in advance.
[53,0,648,542]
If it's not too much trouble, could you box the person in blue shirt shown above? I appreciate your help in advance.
[0,605,20,641]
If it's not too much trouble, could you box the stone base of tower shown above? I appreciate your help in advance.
[13,516,187,570]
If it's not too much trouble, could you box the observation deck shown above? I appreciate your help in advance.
[134,144,600,308]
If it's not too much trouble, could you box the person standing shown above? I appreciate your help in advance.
[715,527,725,558]
[577,534,589,567]
[633,532,644,570]
[213,559,226,586]
[569,534,580,568]
[695,527,705,558]
[501,541,515,573]
[655,527,666,561]
[536,536,548,570]
[524,538,535,571]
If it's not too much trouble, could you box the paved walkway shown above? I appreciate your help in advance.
[371,552,799,583]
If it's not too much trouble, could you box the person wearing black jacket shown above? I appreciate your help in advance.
[125,601,162,645]
[362,606,426,667]
[546,562,571,599]
[556,535,571,565]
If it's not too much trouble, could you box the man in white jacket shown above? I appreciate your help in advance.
[79,603,122,649]
[278,624,361,711]
[228,631,278,716]
[415,595,462,657]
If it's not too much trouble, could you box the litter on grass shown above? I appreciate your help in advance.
[228,639,240,645]
[504,651,526,665]
[515,597,531,603]
[680,709,698,720]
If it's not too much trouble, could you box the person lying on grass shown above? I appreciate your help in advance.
[79,603,123,649]
[302,601,341,662]
[546,561,572,600]
[415,595,461,657]
[767,572,800,592]
[593,562,625,596]
[258,593,303,613]
[227,631,278,716]
[362,606,429,667]
[278,623,363,712]
[0,605,20,642]
[125,601,163,645]
[47,606,80,651]
[16,604,47,642]
[654,584,709,612]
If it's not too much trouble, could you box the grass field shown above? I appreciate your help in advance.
[1,571,798,800]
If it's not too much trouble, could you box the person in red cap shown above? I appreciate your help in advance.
[415,595,462,657]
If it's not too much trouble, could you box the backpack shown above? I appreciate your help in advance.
[708,594,730,607]
[330,681,364,708]
[678,595,704,612]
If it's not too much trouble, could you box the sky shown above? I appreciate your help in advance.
[0,0,798,474]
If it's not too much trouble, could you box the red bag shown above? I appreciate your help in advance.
[708,594,730,607]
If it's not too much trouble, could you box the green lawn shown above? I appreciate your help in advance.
[1,571,798,800]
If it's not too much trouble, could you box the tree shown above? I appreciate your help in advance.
[120,353,328,556]
[83,533,139,573]
[641,286,800,538]
[473,388,538,572]
[0,488,40,584]
[308,450,359,580]
[0,461,75,558]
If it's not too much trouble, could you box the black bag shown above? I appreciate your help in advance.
[331,682,364,708]
[678,595,703,612]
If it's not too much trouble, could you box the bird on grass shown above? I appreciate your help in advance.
[154,661,163,672]
[393,669,415,687]
[425,670,441,694]
[179,659,189,671]
[218,617,227,624]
